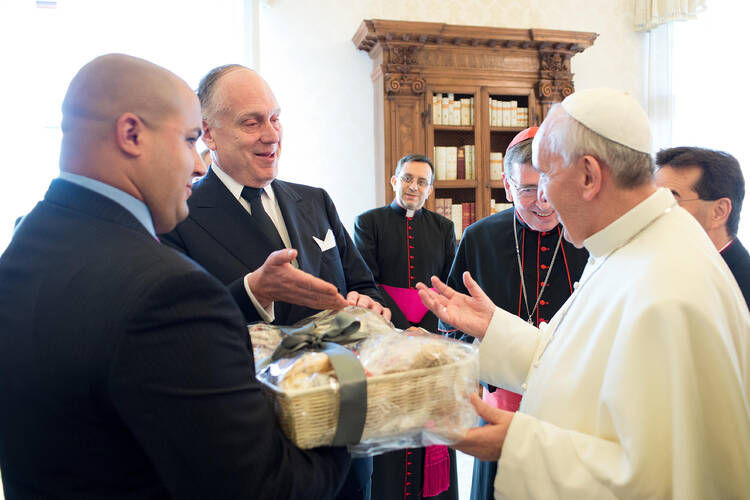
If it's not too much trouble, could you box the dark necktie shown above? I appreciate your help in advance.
[240,186,285,250]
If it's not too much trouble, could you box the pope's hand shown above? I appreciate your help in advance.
[246,249,348,311]
[416,271,495,340]
[451,393,514,462]
[346,291,392,321]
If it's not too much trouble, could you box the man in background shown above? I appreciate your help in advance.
[355,154,456,332]
[419,88,750,499]
[354,153,458,500]
[0,54,350,499]
[655,146,749,308]
[160,64,385,500]
[438,127,587,500]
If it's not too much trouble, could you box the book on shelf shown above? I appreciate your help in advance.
[516,107,528,127]
[445,198,453,219]
[451,204,463,240]
[490,199,514,215]
[452,99,461,125]
[436,197,452,219]
[432,94,442,125]
[436,199,477,238]
[435,147,447,180]
[445,146,458,180]
[457,148,465,179]
[465,145,475,180]
[488,97,529,127]
[502,101,514,127]
[433,93,475,126]
[433,145,475,180]
[489,152,504,181]
[460,98,471,126]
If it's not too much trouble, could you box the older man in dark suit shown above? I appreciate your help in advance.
[161,65,389,329]
[0,54,350,499]
[160,66,388,499]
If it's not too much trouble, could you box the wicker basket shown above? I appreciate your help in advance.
[260,352,478,449]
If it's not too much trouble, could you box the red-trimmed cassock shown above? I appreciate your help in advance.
[354,200,458,500]
[439,206,588,500]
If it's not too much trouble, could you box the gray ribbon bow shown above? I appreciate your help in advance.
[271,311,368,446]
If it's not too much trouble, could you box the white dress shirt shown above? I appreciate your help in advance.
[211,164,299,322]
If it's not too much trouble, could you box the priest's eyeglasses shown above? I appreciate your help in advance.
[507,179,539,199]
[399,174,431,189]
[676,197,702,205]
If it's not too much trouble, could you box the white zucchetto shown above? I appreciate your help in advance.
[561,88,652,154]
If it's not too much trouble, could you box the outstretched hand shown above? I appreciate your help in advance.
[246,249,348,311]
[451,393,514,462]
[346,291,392,321]
[416,271,495,340]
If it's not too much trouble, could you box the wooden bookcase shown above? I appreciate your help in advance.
[353,20,597,223]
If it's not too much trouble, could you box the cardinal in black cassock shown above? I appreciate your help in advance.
[354,154,458,500]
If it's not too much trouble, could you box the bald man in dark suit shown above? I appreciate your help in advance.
[0,54,350,500]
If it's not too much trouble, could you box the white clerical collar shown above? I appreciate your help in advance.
[211,164,275,202]
[405,209,416,217]
[584,188,675,258]
[719,238,735,254]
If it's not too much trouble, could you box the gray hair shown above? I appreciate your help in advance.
[197,64,246,124]
[503,139,533,180]
[539,103,654,188]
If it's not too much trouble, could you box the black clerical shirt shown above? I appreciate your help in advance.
[721,237,750,310]
[354,201,457,330]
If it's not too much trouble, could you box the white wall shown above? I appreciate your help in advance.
[258,0,648,234]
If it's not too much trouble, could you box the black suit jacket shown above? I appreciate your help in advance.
[0,179,349,499]
[722,237,750,310]
[161,169,381,325]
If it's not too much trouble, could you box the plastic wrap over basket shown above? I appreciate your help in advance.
[249,306,479,457]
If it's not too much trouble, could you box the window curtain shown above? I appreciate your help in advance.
[635,0,706,31]
[647,23,673,152]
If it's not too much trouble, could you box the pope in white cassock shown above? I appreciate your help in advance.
[418,88,750,499]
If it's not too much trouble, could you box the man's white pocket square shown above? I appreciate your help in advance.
[313,229,336,251]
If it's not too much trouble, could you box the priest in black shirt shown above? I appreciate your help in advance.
[438,127,589,500]
[655,146,749,309]
[355,154,457,332]
[354,154,458,499]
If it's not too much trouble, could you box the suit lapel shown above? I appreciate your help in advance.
[188,169,276,271]
[272,180,321,276]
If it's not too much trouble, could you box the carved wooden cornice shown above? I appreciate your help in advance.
[353,19,597,55]
[354,19,597,100]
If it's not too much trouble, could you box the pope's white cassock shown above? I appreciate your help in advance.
[479,188,750,499]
